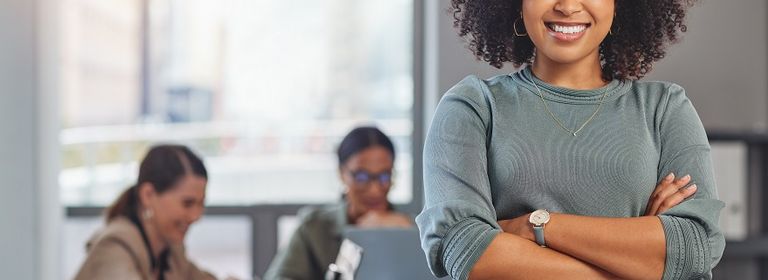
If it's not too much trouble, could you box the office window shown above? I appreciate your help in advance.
[59,0,414,206]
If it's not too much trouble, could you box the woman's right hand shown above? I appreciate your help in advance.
[644,173,697,216]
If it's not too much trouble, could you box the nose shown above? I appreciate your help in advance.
[366,180,389,197]
[189,205,204,223]
[554,0,583,16]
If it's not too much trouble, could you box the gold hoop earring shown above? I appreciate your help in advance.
[609,24,619,35]
[514,17,527,37]
[610,12,618,35]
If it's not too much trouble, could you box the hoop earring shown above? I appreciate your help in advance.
[609,12,619,35]
[514,17,527,37]
[609,24,619,35]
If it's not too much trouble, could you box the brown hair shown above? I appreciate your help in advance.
[105,144,207,222]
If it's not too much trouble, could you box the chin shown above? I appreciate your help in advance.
[536,42,599,62]
[542,50,592,64]
[166,234,186,245]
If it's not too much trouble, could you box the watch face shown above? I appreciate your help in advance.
[529,209,550,225]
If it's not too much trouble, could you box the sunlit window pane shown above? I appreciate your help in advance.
[60,0,414,206]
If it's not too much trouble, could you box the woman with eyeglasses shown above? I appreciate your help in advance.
[264,126,412,280]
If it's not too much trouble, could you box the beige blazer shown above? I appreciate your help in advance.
[74,216,216,280]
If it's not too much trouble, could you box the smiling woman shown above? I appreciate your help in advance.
[74,145,215,280]
[452,0,695,81]
[417,0,724,280]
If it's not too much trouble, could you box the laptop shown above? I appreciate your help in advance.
[343,227,445,280]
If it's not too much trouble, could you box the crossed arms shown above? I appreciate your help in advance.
[470,174,697,280]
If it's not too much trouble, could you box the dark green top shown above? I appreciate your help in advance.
[264,204,347,280]
[416,67,725,280]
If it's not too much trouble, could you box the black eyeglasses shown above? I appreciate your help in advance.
[347,170,393,188]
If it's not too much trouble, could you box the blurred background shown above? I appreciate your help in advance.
[1,0,767,279]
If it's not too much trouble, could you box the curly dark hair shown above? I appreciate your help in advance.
[451,0,698,80]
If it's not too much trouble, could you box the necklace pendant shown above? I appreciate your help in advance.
[532,78,607,139]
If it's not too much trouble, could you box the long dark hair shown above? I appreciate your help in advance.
[337,126,396,168]
[105,144,207,222]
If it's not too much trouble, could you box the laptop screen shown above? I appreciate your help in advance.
[343,227,444,280]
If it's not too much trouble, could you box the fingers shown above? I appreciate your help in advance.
[647,173,691,215]
[356,211,383,227]
[655,184,697,215]
[645,173,694,216]
[644,173,676,215]
[358,211,413,228]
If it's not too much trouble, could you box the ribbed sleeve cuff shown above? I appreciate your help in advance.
[658,215,712,280]
[442,218,501,280]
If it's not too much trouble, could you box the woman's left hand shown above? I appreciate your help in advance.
[497,214,536,242]
[644,173,697,216]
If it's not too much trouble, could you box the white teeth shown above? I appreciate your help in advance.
[551,24,587,34]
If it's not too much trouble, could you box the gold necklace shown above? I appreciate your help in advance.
[531,78,609,137]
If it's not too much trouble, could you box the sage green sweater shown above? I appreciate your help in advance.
[416,67,725,280]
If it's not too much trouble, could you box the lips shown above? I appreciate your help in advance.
[545,22,591,41]
[548,23,588,33]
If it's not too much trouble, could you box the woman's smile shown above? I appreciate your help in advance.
[546,22,591,42]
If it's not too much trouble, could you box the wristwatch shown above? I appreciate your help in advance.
[529,209,550,247]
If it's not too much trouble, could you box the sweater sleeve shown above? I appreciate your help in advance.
[263,208,323,280]
[655,84,726,280]
[416,76,502,280]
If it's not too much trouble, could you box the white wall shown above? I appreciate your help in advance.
[0,0,61,279]
[646,0,768,131]
[425,0,515,103]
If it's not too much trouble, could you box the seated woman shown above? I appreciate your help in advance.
[75,145,216,280]
[264,126,412,280]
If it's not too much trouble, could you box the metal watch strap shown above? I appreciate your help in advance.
[533,225,546,247]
